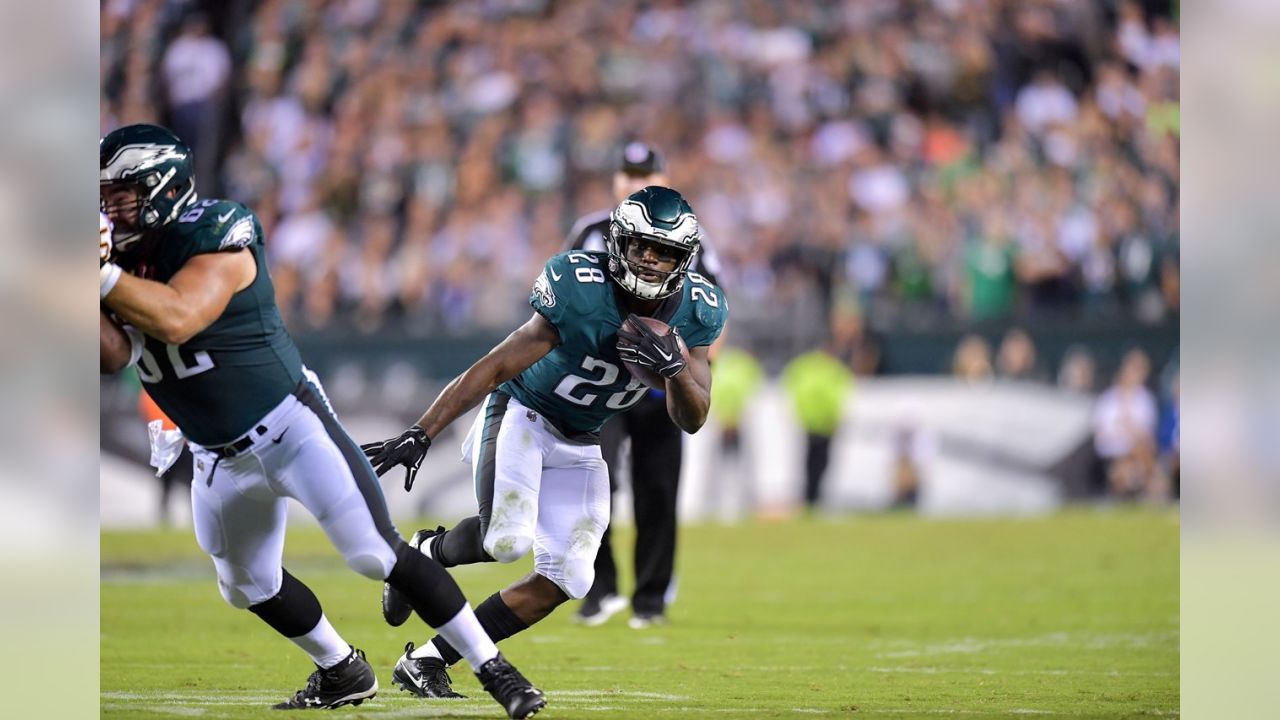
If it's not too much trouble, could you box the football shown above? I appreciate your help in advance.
[618,315,689,388]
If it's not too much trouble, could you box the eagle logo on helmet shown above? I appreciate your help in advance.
[100,143,190,182]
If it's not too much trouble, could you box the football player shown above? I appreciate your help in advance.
[564,142,725,628]
[364,186,727,699]
[98,124,545,719]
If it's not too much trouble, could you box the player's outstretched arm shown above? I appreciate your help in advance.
[363,312,560,490]
[665,345,712,434]
[102,251,255,345]
[415,312,560,438]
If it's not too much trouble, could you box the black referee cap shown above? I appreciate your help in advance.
[620,141,664,176]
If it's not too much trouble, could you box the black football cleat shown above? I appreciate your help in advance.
[273,646,377,710]
[391,642,467,699]
[383,526,446,626]
[477,654,546,719]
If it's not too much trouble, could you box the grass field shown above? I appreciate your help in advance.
[101,508,1179,719]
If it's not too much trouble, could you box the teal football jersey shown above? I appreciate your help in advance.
[120,198,303,446]
[501,250,728,437]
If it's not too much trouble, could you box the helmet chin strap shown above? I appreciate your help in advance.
[621,260,679,300]
[630,274,665,299]
[112,229,144,251]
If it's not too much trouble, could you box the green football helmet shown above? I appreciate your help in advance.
[607,186,702,300]
[100,123,198,254]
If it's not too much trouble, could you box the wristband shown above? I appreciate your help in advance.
[123,324,145,367]
[100,262,122,299]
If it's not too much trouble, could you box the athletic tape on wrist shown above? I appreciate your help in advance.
[123,324,145,367]
[100,262,123,299]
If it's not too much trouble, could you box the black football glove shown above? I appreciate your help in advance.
[616,313,687,379]
[361,426,432,492]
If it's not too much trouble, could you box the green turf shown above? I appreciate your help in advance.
[101,507,1179,719]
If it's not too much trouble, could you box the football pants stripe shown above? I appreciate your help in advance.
[294,380,400,548]
[474,391,511,538]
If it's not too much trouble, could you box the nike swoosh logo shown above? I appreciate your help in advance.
[655,347,673,361]
[217,210,235,224]
[272,429,289,444]
[549,267,562,281]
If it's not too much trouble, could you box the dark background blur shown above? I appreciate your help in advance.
[100,0,1177,371]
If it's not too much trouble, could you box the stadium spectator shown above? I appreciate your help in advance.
[1157,363,1180,501]
[159,12,229,190]
[829,299,881,377]
[952,334,994,382]
[1057,344,1099,394]
[962,210,1018,320]
[995,327,1048,382]
[1092,348,1159,500]
[889,407,937,511]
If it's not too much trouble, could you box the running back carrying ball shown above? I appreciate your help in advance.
[617,314,690,389]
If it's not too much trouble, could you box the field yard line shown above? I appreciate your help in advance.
[103,692,284,703]
[849,710,1178,716]
[873,631,1179,658]
[867,665,1176,677]
[552,689,691,700]
[103,703,1179,720]
[551,664,1175,677]
[134,707,206,717]
[103,690,623,698]
[103,687,691,706]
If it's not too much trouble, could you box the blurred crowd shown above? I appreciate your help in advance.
[100,0,1180,336]
[950,327,1178,501]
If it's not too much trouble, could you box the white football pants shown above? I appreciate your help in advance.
[461,392,611,599]
[188,376,400,609]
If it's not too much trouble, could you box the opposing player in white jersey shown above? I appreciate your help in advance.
[361,186,727,699]
[98,123,545,719]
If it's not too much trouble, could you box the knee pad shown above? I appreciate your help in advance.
[552,560,596,600]
[214,561,280,609]
[484,532,534,564]
[346,551,394,580]
[217,579,257,609]
[557,572,595,600]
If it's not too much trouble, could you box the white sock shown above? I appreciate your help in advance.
[432,606,499,671]
[290,615,351,669]
[417,534,435,561]
[409,639,444,660]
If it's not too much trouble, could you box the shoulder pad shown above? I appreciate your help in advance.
[176,199,258,254]
[531,252,579,323]
[687,274,727,327]
[676,274,728,348]
[694,293,724,327]
[550,250,612,309]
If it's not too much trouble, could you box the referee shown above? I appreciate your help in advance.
[567,142,723,628]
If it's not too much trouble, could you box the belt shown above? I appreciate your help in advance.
[210,424,269,459]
